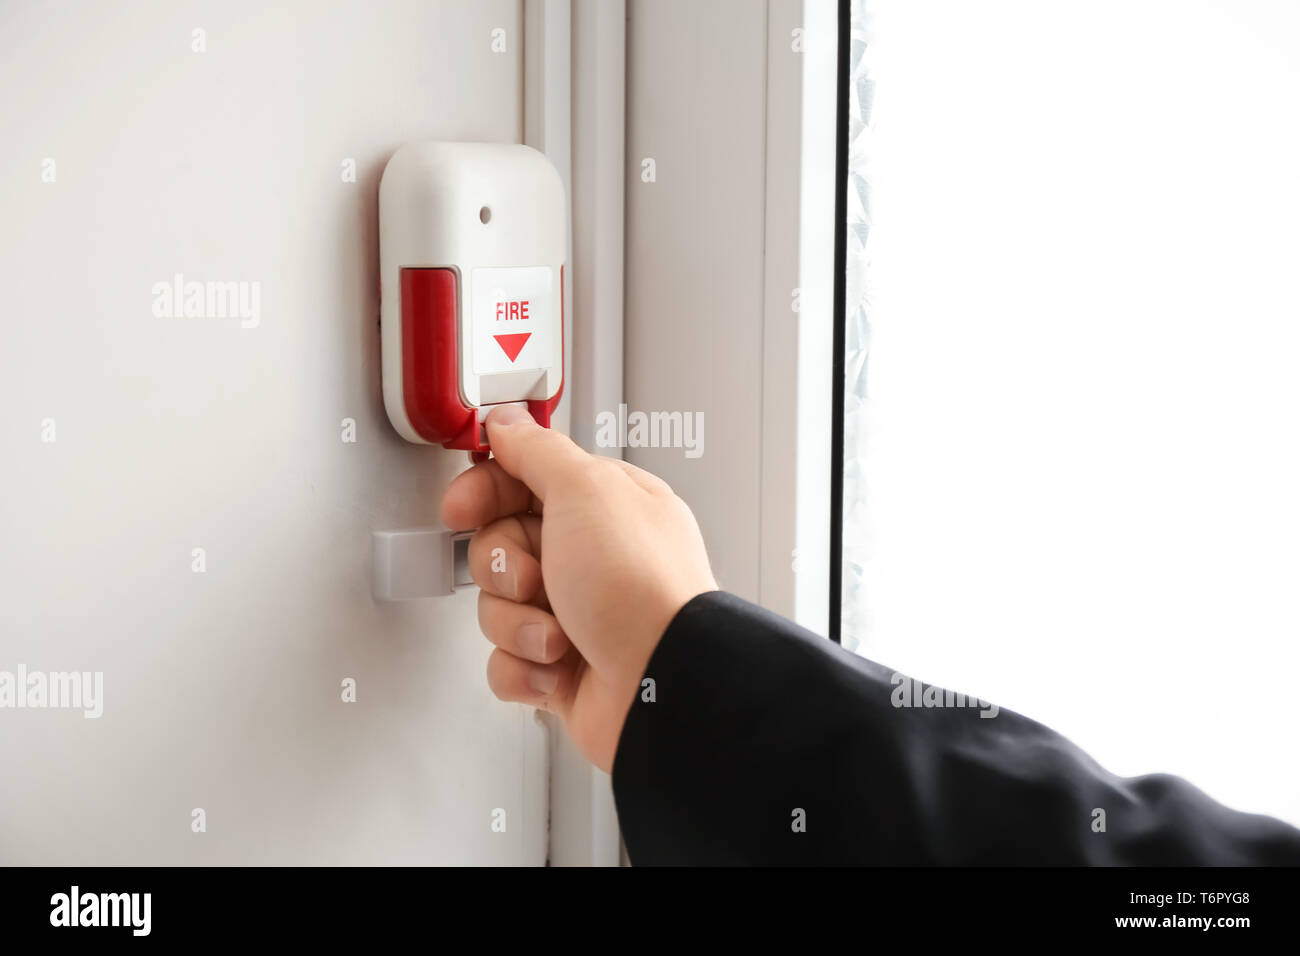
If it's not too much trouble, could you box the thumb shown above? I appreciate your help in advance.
[483,404,589,502]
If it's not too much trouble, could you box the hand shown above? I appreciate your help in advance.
[440,404,717,773]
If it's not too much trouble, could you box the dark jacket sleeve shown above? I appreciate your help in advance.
[611,590,1300,865]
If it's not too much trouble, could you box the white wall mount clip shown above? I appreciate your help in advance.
[371,528,475,601]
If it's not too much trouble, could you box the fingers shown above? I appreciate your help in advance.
[483,404,591,504]
[477,592,570,663]
[486,646,581,715]
[444,413,668,532]
[467,514,546,606]
[441,458,537,532]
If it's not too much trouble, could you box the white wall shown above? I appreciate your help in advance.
[0,0,548,864]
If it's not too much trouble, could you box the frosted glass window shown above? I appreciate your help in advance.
[842,0,1300,826]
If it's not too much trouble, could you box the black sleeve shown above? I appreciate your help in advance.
[610,590,1300,865]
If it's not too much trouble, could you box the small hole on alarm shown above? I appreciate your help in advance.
[479,206,491,224]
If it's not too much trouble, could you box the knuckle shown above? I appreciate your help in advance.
[476,590,495,629]
[466,528,493,565]
[485,654,505,697]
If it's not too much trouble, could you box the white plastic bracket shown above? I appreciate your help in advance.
[371,528,476,601]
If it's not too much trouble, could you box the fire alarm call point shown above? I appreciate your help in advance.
[379,142,565,453]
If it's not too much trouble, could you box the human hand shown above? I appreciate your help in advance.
[440,404,717,773]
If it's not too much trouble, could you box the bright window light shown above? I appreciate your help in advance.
[844,0,1300,826]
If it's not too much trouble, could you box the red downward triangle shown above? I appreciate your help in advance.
[493,332,532,363]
